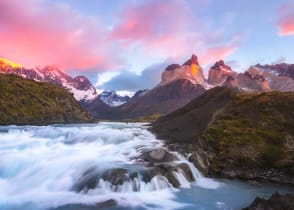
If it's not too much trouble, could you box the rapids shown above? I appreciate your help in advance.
[0,122,293,210]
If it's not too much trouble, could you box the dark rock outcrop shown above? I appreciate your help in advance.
[243,192,294,210]
[102,168,129,185]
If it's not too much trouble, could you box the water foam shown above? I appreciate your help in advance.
[0,122,220,210]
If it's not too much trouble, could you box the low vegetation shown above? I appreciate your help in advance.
[151,87,294,184]
[202,91,294,174]
[0,74,92,125]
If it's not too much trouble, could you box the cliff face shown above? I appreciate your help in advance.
[0,74,92,125]
[160,54,206,87]
[151,87,294,184]
[208,60,236,85]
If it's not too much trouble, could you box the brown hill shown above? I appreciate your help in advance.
[151,87,294,184]
[0,74,92,125]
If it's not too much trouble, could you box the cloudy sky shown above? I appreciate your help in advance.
[1,0,294,94]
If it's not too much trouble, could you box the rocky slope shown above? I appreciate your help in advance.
[115,79,205,119]
[132,89,149,99]
[80,96,114,119]
[151,87,294,184]
[0,74,92,125]
[0,57,97,101]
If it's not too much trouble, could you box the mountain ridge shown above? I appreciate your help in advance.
[0,57,97,101]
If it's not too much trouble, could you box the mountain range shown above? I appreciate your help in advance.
[82,54,294,119]
[1,55,294,120]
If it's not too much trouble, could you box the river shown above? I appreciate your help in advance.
[0,122,293,210]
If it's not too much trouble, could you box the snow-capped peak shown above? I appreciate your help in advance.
[99,90,130,107]
[0,57,97,101]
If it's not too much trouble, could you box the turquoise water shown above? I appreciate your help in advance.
[0,123,293,210]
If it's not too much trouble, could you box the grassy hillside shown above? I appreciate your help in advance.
[151,87,294,184]
[202,91,294,176]
[0,74,92,125]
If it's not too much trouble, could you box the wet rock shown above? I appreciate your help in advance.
[72,167,99,192]
[189,150,209,175]
[140,148,176,164]
[178,163,195,182]
[242,192,294,210]
[165,171,181,188]
[144,162,194,188]
[96,199,117,208]
[102,168,128,185]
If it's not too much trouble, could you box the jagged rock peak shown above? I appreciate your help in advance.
[183,54,199,66]
[208,60,235,85]
[159,53,205,86]
[211,60,232,71]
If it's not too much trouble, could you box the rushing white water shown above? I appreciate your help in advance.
[0,122,293,210]
[0,122,218,210]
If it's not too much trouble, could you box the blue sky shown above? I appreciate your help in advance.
[1,0,294,93]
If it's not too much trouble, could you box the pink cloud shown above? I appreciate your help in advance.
[110,0,239,65]
[200,45,237,64]
[0,0,119,71]
[277,3,294,36]
[0,0,239,73]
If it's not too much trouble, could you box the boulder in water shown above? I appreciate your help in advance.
[102,168,129,185]
[72,167,99,192]
[177,163,195,182]
[140,148,176,164]
[144,162,194,188]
